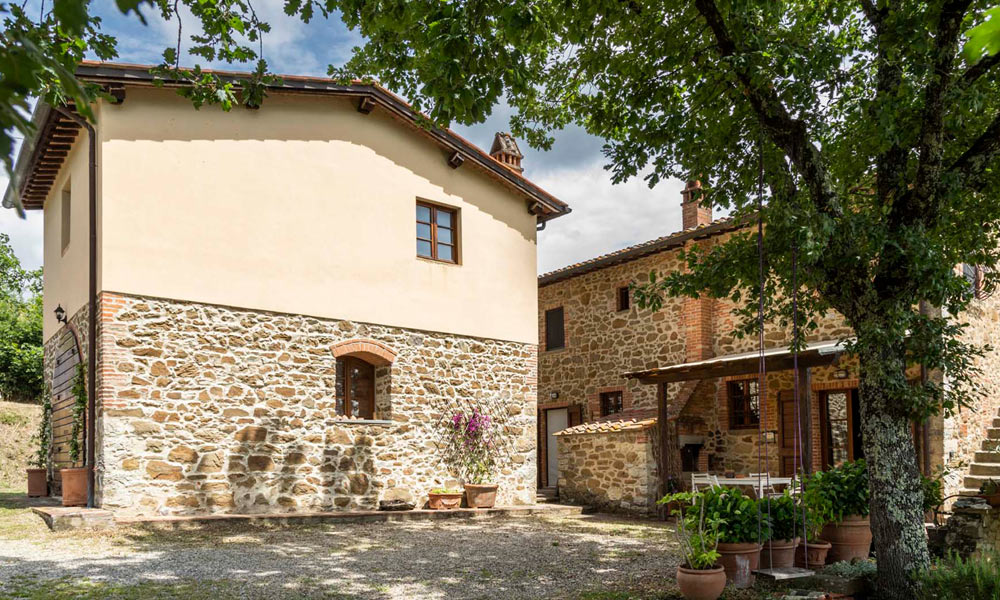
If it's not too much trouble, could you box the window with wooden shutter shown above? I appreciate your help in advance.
[544,307,565,351]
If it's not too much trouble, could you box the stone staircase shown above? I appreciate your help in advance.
[961,415,1000,496]
[536,487,559,504]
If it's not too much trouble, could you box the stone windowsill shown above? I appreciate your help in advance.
[330,419,394,427]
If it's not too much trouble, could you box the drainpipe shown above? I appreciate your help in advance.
[54,105,98,509]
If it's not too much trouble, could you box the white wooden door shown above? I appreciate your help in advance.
[546,408,569,486]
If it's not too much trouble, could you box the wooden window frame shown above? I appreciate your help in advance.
[544,306,565,351]
[416,200,460,264]
[728,378,760,430]
[616,286,630,312]
[335,356,376,420]
[599,391,624,417]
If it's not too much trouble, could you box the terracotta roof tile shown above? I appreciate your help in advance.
[538,217,745,286]
[553,417,657,436]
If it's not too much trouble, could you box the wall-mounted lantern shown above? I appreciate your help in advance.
[54,304,67,324]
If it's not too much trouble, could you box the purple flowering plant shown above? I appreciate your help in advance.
[449,409,498,484]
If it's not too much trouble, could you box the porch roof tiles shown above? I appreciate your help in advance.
[553,417,657,436]
[624,339,849,384]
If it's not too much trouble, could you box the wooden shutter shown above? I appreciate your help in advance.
[545,307,565,350]
[568,404,583,427]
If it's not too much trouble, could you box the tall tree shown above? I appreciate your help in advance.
[0,233,43,403]
[3,1,1000,597]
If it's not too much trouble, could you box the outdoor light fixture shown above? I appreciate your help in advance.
[833,368,850,380]
[54,304,67,324]
[550,391,560,400]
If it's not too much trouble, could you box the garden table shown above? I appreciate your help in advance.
[715,476,793,497]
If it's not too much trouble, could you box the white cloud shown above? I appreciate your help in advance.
[533,159,686,275]
[0,172,44,271]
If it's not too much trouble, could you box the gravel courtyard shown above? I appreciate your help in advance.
[0,494,694,600]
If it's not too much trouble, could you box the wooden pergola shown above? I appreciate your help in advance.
[623,339,849,501]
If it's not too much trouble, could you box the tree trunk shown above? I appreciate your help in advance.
[857,342,930,600]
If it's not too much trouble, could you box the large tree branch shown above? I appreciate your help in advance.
[692,0,839,216]
[946,109,1000,191]
[860,0,888,30]
[960,52,1000,87]
[911,0,974,211]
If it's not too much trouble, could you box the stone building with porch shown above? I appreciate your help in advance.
[538,182,1000,514]
[5,61,570,516]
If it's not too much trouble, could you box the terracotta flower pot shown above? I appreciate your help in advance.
[676,565,727,600]
[60,467,88,507]
[795,539,832,568]
[980,492,1000,507]
[760,537,799,569]
[26,468,47,498]
[821,515,872,563]
[427,492,463,510]
[464,484,498,509]
[716,542,760,588]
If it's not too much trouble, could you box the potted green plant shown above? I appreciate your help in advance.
[978,479,1000,507]
[659,491,726,600]
[696,486,770,588]
[760,490,801,568]
[795,488,832,568]
[26,388,52,497]
[451,410,499,508]
[807,460,872,562]
[61,363,89,507]
[427,488,464,510]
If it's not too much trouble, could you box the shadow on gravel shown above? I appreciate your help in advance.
[0,514,682,600]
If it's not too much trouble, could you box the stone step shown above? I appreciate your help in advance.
[971,462,1000,476]
[975,451,1000,463]
[993,417,1000,427]
[960,488,983,497]
[980,439,1000,451]
[987,428,1000,440]
[964,474,1000,490]
[536,487,559,504]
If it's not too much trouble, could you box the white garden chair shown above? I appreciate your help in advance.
[690,473,720,491]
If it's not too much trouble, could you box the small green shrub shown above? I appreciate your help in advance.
[760,491,802,541]
[30,387,51,469]
[658,490,721,569]
[922,470,945,513]
[804,459,869,524]
[429,488,462,494]
[823,559,877,580]
[917,552,1000,600]
[695,486,772,544]
[69,363,87,464]
[0,411,27,426]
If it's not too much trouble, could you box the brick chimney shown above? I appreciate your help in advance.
[681,180,712,229]
[490,132,523,173]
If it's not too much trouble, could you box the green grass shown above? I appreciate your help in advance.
[0,401,41,490]
[0,576,244,600]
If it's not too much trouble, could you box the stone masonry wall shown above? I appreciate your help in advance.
[943,289,1000,498]
[93,292,537,516]
[555,428,657,515]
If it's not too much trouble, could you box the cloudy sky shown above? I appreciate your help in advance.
[0,2,688,275]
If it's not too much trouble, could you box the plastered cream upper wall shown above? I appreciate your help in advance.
[42,107,100,341]
[97,87,539,344]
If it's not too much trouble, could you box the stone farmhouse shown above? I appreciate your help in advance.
[3,61,570,516]
[538,182,1000,514]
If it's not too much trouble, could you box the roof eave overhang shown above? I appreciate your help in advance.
[625,341,849,384]
[538,217,746,287]
[47,62,569,220]
[2,101,54,211]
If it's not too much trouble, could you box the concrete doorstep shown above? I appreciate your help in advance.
[30,502,583,531]
[31,506,116,531]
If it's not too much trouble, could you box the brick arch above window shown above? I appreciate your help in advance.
[330,338,397,366]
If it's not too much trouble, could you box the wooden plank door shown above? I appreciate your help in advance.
[778,391,799,477]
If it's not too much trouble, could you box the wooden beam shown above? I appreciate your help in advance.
[657,382,669,517]
[357,96,376,114]
[447,151,465,169]
[635,351,841,384]
[799,367,813,474]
